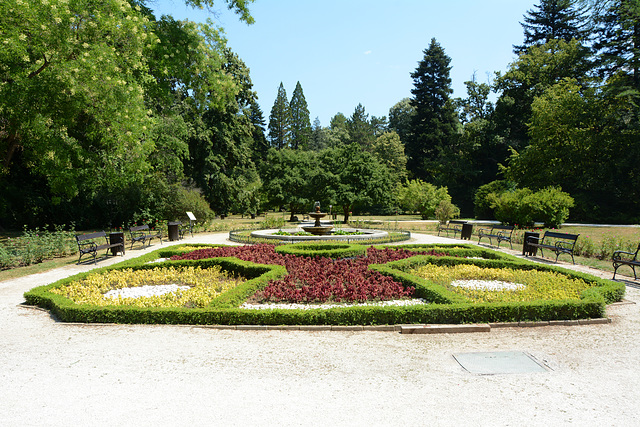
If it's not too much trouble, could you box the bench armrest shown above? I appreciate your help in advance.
[555,241,575,250]
[613,250,636,260]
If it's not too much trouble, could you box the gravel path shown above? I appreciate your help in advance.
[1,232,639,426]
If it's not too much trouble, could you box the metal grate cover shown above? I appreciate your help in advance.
[453,351,549,375]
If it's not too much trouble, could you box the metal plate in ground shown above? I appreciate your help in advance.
[453,351,548,375]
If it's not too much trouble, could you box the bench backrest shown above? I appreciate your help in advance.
[543,231,579,242]
[492,225,514,231]
[130,224,150,233]
[76,231,107,242]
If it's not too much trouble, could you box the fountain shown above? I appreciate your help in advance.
[246,201,396,242]
[301,202,333,235]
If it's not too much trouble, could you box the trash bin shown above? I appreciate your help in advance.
[461,223,473,240]
[523,232,539,256]
[168,222,182,241]
[109,232,125,255]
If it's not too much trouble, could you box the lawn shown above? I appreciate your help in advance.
[1,214,639,282]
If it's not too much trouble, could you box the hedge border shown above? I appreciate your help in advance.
[275,242,367,259]
[23,243,625,326]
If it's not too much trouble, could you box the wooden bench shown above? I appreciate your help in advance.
[525,231,579,264]
[437,220,467,238]
[129,224,162,249]
[477,224,515,249]
[75,231,124,264]
[612,242,640,280]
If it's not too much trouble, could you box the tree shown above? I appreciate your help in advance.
[593,0,640,92]
[289,81,312,149]
[248,101,269,163]
[308,117,330,151]
[396,179,456,220]
[325,113,350,147]
[388,98,415,145]
[371,132,407,186]
[494,38,594,151]
[260,148,320,220]
[406,38,459,181]
[268,83,291,149]
[347,104,376,150]
[320,144,393,223]
[504,77,640,222]
[514,0,590,53]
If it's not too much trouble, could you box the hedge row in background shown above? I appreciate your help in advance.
[23,243,625,326]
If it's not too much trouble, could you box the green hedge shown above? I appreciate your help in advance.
[275,242,367,259]
[23,243,625,326]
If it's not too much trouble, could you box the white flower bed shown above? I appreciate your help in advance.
[450,280,525,291]
[104,284,190,299]
[241,298,428,311]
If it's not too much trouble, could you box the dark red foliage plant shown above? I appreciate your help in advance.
[171,245,442,303]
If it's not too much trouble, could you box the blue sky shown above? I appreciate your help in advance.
[150,0,536,126]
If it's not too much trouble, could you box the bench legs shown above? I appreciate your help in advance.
[613,263,638,280]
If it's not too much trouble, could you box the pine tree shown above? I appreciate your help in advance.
[268,83,291,149]
[289,81,312,149]
[514,0,589,54]
[407,38,458,181]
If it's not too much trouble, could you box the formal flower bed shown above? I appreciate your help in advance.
[171,244,441,303]
[409,264,593,303]
[23,243,626,325]
[50,266,243,308]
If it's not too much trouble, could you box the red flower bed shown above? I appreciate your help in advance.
[172,245,442,303]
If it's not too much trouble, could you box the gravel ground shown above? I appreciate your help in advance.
[1,232,639,426]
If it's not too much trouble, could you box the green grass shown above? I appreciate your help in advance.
[2,215,639,283]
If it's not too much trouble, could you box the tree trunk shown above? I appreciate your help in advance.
[342,205,350,224]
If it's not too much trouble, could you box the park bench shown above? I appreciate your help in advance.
[477,224,515,249]
[612,242,640,280]
[129,224,162,249]
[437,220,467,238]
[525,231,579,264]
[75,231,124,264]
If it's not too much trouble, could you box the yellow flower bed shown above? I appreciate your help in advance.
[409,264,594,303]
[51,266,243,308]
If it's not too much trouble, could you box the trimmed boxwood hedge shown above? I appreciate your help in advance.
[22,243,625,326]
[275,242,367,259]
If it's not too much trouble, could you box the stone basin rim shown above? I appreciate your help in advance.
[249,228,390,241]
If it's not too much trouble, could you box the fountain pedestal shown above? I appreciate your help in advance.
[301,204,334,235]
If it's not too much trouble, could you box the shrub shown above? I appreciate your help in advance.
[396,179,457,220]
[485,186,574,227]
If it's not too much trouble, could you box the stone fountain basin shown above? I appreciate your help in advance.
[250,228,389,242]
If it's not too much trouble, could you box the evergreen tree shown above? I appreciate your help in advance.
[407,38,459,181]
[289,81,312,149]
[309,117,329,151]
[593,0,640,91]
[347,103,376,150]
[248,101,269,163]
[514,0,590,54]
[268,83,291,149]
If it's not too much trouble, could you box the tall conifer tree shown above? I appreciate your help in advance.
[407,38,458,181]
[289,81,312,149]
[514,0,589,53]
[593,0,640,91]
[268,83,291,149]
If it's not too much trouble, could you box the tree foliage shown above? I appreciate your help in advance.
[289,81,311,149]
[268,82,291,149]
[407,38,459,181]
